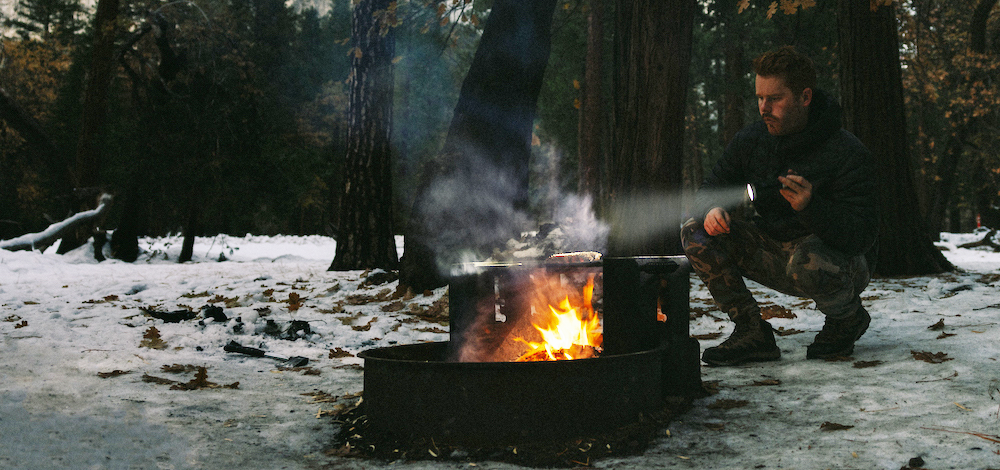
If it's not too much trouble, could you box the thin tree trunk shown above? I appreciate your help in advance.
[607,0,695,256]
[837,0,951,274]
[330,0,400,271]
[578,0,604,200]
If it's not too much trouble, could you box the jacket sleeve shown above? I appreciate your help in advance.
[797,134,879,257]
[694,127,756,218]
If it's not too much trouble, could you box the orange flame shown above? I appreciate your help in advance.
[515,276,602,361]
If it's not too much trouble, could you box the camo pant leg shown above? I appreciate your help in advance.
[778,235,870,320]
[680,218,776,321]
[681,217,870,321]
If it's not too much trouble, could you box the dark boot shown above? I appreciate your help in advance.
[806,307,871,359]
[702,316,781,366]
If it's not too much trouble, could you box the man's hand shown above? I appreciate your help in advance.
[778,172,812,211]
[704,207,731,236]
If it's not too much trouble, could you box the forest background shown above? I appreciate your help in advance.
[1,0,998,286]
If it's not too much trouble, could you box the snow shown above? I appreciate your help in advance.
[2,232,1000,469]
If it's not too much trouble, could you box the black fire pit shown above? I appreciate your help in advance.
[356,255,703,448]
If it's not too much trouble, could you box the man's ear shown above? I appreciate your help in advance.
[801,87,813,106]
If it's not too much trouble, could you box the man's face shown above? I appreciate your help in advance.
[755,75,812,136]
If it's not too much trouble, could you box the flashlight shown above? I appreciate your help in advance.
[744,183,759,217]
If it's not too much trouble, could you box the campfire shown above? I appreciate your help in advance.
[515,274,602,362]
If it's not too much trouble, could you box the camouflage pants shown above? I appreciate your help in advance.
[680,217,870,321]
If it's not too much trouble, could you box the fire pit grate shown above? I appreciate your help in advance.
[330,255,706,465]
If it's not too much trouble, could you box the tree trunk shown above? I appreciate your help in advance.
[400,0,559,291]
[329,0,400,271]
[58,0,120,255]
[970,0,999,54]
[837,0,952,274]
[607,0,695,256]
[577,0,604,200]
[720,6,746,147]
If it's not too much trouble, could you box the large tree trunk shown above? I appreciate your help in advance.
[58,0,120,255]
[329,0,399,271]
[837,0,952,274]
[400,0,559,291]
[607,0,695,256]
[577,0,605,201]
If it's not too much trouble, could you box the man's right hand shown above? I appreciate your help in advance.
[704,207,731,236]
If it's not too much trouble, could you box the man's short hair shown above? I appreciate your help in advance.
[753,46,816,94]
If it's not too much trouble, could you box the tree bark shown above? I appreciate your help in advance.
[970,0,999,54]
[400,0,559,291]
[74,0,119,191]
[58,0,120,255]
[577,0,604,200]
[837,0,952,274]
[329,0,400,271]
[607,0,695,256]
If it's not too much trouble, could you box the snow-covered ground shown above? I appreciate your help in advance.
[1,231,999,469]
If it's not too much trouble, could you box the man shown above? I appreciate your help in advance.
[681,46,878,366]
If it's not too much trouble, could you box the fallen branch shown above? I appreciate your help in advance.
[957,229,1000,251]
[0,194,112,252]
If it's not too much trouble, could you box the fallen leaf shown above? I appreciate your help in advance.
[853,360,883,369]
[97,370,129,378]
[775,327,806,336]
[707,399,749,410]
[761,304,797,320]
[351,318,377,331]
[140,327,168,349]
[820,421,854,431]
[911,350,954,363]
[161,364,199,373]
[329,347,354,358]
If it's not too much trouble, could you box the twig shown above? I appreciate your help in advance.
[916,371,958,383]
[920,427,1000,444]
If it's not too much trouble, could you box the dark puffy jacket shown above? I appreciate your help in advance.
[698,89,879,257]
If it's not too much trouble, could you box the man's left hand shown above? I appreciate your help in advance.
[778,173,812,211]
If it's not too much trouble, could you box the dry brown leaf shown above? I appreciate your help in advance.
[761,304,797,320]
[140,327,167,350]
[775,327,806,336]
[329,347,354,359]
[911,350,954,363]
[820,421,854,431]
[853,360,883,369]
[97,370,129,378]
[351,318,377,331]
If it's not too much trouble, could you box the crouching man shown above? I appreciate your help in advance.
[681,46,879,366]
